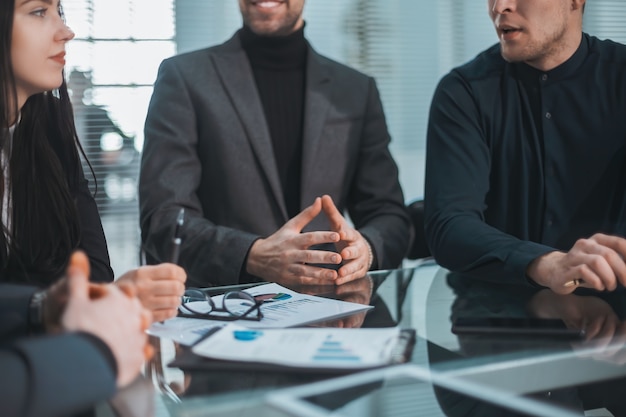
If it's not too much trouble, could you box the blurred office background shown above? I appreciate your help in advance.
[61,0,626,276]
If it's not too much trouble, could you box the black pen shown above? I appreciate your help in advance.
[170,208,184,264]
[161,208,184,324]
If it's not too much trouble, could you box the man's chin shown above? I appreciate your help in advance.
[246,18,301,37]
[500,49,525,64]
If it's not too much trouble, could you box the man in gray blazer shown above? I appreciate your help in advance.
[140,0,410,288]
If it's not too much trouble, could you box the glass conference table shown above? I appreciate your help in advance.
[100,262,626,417]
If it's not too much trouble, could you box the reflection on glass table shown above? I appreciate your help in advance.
[138,266,626,417]
[266,365,580,417]
[431,270,626,415]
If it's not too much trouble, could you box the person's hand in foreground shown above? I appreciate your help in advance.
[60,252,152,387]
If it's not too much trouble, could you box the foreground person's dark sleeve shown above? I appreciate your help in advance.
[0,333,117,417]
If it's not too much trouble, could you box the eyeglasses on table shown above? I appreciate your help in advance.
[179,288,292,321]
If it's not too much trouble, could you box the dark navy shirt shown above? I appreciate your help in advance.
[425,33,626,285]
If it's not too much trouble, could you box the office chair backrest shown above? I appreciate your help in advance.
[406,199,431,260]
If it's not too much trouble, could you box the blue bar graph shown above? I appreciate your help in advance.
[311,336,362,362]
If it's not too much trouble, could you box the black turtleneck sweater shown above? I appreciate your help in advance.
[239,25,308,218]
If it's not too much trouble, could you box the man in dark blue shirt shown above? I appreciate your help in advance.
[425,0,626,294]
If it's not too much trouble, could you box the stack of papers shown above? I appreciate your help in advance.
[148,283,373,346]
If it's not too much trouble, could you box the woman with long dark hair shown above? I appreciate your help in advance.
[1,0,185,321]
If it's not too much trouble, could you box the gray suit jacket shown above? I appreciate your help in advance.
[140,32,410,287]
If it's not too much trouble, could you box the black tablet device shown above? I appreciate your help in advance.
[451,317,586,340]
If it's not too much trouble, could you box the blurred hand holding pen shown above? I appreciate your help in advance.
[159,208,185,324]
[171,208,185,264]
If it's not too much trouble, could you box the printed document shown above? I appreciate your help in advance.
[192,323,402,369]
[148,283,373,345]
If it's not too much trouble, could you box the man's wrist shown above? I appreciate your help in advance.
[78,331,119,378]
[364,239,374,270]
[526,251,562,288]
[244,238,264,281]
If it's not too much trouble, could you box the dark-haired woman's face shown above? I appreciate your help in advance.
[11,0,74,107]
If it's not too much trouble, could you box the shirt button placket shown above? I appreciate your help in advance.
[542,75,551,119]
